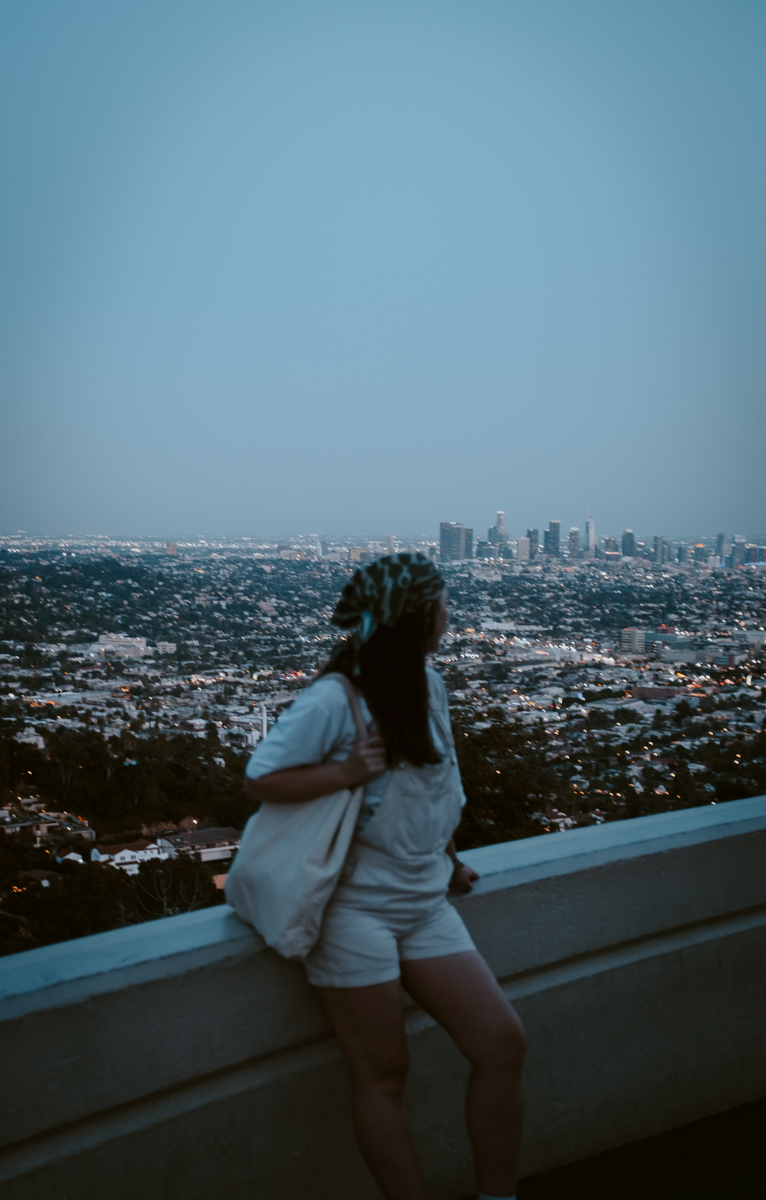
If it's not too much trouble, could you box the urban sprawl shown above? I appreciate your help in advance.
[1,515,765,954]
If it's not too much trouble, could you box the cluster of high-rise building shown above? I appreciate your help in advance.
[440,513,597,564]
[439,513,765,568]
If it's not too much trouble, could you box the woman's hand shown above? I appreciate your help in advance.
[445,837,479,893]
[450,862,480,893]
[342,734,388,788]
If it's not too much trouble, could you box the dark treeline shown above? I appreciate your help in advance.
[1,726,252,833]
[452,706,766,851]
[2,691,765,956]
[0,727,247,956]
[0,844,223,957]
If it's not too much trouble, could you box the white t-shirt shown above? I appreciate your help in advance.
[245,668,464,829]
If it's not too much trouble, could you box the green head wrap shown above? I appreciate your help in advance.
[331,553,445,668]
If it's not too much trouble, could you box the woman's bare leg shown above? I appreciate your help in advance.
[401,951,525,1198]
[316,979,429,1200]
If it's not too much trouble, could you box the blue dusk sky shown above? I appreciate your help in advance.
[1,0,764,543]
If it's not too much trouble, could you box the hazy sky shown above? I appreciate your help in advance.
[2,0,764,542]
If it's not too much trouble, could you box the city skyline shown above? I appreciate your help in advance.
[3,514,766,548]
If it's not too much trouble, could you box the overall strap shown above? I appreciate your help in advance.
[324,672,368,739]
[429,701,454,751]
[427,674,455,749]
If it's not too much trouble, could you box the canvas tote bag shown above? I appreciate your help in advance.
[225,673,368,960]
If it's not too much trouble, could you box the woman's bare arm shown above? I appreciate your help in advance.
[245,735,387,805]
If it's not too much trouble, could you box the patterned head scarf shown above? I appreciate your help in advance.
[331,553,445,666]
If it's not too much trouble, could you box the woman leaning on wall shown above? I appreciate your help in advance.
[227,553,525,1200]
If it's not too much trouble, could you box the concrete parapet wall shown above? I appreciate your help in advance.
[2,796,765,1198]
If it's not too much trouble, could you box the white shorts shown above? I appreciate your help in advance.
[304,894,476,988]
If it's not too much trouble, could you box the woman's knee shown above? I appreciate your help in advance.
[351,1046,410,1096]
[476,1011,526,1074]
[500,1012,526,1069]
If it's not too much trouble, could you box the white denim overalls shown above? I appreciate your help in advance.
[303,675,476,988]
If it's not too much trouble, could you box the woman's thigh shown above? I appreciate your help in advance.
[400,951,525,1068]
[317,979,410,1087]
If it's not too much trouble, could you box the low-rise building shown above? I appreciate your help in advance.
[158,826,241,863]
[90,635,153,660]
[620,628,645,653]
[14,727,45,750]
[92,840,169,875]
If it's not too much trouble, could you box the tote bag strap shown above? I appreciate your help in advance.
[324,672,368,740]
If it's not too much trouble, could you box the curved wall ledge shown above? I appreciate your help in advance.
[1,795,765,1199]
